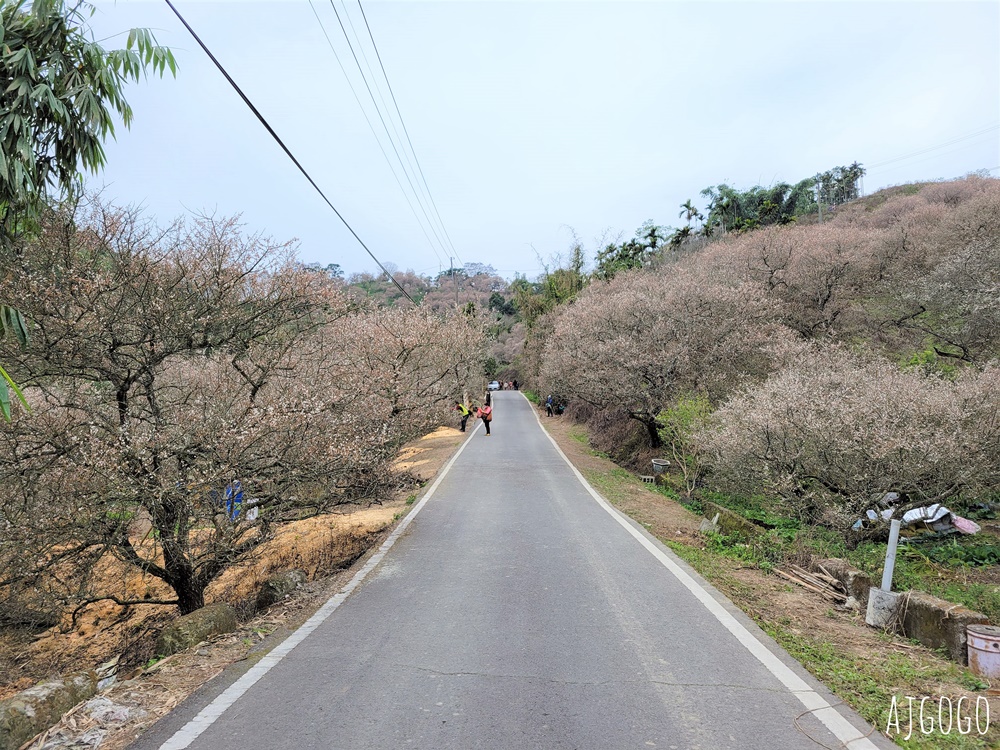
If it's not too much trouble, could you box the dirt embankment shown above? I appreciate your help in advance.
[2,426,466,750]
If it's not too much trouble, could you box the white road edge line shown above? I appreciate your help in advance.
[526,394,880,750]
[158,422,482,750]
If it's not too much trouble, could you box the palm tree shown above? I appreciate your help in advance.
[668,225,693,250]
[639,220,667,250]
[679,199,704,226]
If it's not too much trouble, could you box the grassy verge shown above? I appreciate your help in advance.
[668,538,991,749]
[689,491,1000,624]
[582,466,636,506]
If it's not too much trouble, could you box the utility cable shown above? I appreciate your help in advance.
[338,0,419,191]
[326,0,452,260]
[163,0,416,304]
[868,141,1000,178]
[357,0,463,266]
[340,0,456,265]
[307,0,445,269]
[867,124,999,169]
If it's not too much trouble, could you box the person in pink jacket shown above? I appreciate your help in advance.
[475,403,493,436]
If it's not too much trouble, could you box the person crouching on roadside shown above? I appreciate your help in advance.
[455,401,471,432]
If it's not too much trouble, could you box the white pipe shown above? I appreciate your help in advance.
[881,519,902,591]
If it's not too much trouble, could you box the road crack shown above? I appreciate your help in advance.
[396,663,791,693]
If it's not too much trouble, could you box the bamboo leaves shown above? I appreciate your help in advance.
[0,304,29,421]
[0,0,177,239]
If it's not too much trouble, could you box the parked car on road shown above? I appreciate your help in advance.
[487,381,500,391]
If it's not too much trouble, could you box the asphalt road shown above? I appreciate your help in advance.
[139,391,891,750]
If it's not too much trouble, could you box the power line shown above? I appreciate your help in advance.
[347,0,459,265]
[338,0,416,183]
[306,0,445,269]
[356,0,463,266]
[163,0,415,305]
[325,0,453,262]
[868,141,1000,178]
[867,124,1000,169]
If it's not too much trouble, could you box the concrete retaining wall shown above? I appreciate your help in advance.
[810,558,989,665]
[700,501,762,540]
[901,590,988,665]
[810,558,873,603]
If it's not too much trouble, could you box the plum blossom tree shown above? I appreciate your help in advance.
[321,302,484,440]
[696,347,1000,530]
[0,200,482,614]
[871,181,1000,363]
[540,268,799,447]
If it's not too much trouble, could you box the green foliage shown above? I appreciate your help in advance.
[768,629,990,749]
[592,220,671,280]
[678,199,703,225]
[509,255,586,326]
[701,529,789,571]
[636,219,670,250]
[927,581,1000,623]
[656,393,711,497]
[905,538,1000,568]
[697,162,863,236]
[594,237,651,280]
[0,304,29,420]
[666,225,692,250]
[580,466,640,508]
[0,0,176,237]
[302,262,344,279]
[666,487,1000,625]
[522,389,539,405]
[700,177,817,234]
[655,482,698,510]
[488,291,516,317]
[903,344,961,377]
[804,534,1000,623]
[509,275,548,326]
[656,393,710,443]
[814,161,866,207]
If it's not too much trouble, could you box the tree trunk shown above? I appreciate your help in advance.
[174,580,206,615]
[629,414,662,449]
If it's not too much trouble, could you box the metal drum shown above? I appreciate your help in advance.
[967,624,1000,678]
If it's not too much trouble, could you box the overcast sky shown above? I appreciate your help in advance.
[87,1,1000,279]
